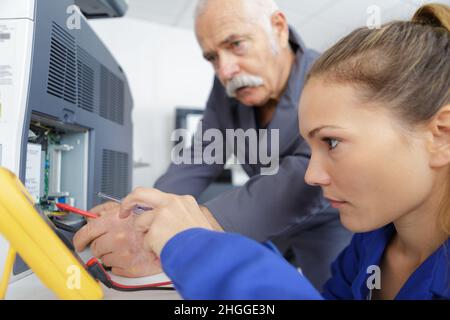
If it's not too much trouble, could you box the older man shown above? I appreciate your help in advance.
[74,0,352,290]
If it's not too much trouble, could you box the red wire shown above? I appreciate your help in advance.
[86,257,173,289]
[110,279,173,289]
[64,209,171,290]
[55,203,99,219]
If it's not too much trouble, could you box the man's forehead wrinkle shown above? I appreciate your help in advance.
[197,4,256,37]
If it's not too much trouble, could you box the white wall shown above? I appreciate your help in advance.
[89,17,214,188]
[126,0,448,53]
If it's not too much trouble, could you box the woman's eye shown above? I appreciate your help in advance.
[323,138,340,150]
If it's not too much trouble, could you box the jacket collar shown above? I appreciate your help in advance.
[429,241,450,299]
[353,225,450,300]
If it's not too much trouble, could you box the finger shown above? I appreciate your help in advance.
[134,211,157,233]
[72,219,108,252]
[90,234,115,258]
[111,267,141,278]
[119,188,171,219]
[143,229,162,257]
[111,265,163,278]
[100,253,127,270]
[89,201,119,215]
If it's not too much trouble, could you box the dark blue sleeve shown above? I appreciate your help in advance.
[321,234,362,299]
[160,228,323,300]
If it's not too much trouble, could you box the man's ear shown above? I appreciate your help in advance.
[270,11,289,48]
[427,104,450,168]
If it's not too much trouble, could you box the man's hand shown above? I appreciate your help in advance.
[73,201,162,277]
[119,188,218,256]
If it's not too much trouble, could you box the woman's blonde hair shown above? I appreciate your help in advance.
[306,3,450,235]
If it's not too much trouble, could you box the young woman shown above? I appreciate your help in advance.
[119,3,450,300]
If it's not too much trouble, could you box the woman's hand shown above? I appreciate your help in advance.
[119,188,215,256]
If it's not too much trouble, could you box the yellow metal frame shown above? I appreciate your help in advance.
[0,247,15,299]
[0,167,103,300]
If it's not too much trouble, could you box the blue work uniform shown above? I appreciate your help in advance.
[155,27,353,290]
[160,224,450,300]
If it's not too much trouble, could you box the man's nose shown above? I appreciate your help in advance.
[217,53,240,80]
[305,156,331,187]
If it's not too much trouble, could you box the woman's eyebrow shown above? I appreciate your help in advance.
[308,125,343,138]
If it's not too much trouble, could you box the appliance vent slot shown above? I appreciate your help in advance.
[47,22,77,104]
[100,65,124,125]
[77,46,95,112]
[101,149,129,199]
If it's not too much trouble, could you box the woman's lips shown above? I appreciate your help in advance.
[325,198,348,209]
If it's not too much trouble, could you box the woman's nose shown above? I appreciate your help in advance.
[305,157,331,187]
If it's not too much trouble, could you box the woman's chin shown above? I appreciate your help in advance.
[340,211,375,233]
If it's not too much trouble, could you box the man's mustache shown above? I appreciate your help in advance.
[226,74,264,98]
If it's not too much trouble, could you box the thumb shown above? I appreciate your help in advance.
[119,188,170,219]
[89,201,119,215]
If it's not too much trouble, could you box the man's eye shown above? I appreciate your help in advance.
[322,138,340,150]
[232,41,242,47]
[205,55,216,63]
[231,40,247,54]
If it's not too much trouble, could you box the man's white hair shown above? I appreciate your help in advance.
[194,0,281,53]
[195,0,279,33]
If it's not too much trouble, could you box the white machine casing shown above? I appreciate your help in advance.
[0,0,133,283]
[0,0,37,282]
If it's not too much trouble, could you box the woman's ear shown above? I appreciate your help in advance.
[427,105,450,168]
